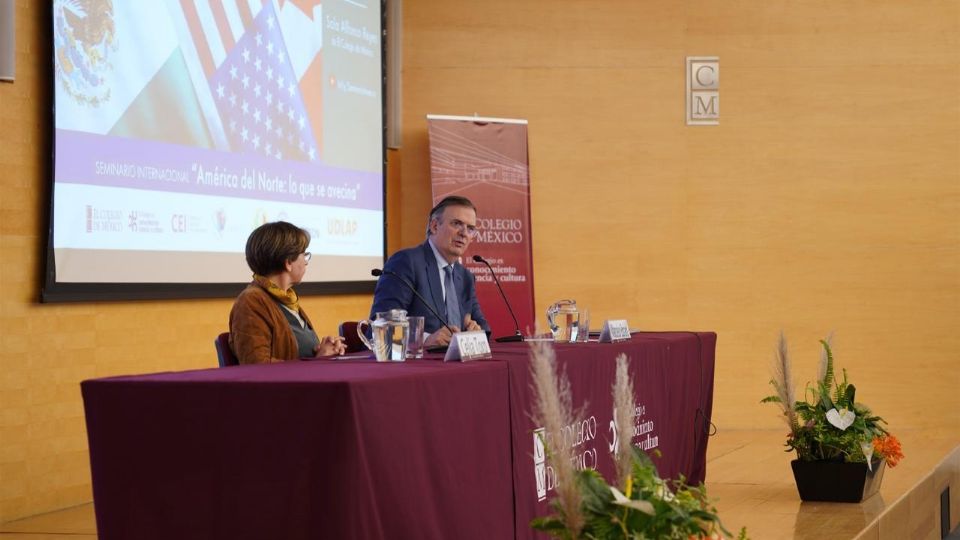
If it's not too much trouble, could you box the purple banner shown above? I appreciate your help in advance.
[55,129,382,210]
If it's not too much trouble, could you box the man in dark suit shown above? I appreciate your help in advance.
[370,196,490,347]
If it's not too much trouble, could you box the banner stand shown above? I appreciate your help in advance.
[426,114,535,338]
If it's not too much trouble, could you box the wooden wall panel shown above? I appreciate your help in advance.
[401,0,959,439]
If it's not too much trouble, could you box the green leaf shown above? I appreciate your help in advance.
[844,384,856,407]
[820,339,835,387]
[819,384,835,411]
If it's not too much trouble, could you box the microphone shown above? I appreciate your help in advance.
[472,255,523,342]
[371,268,455,336]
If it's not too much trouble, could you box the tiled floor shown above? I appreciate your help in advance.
[2,429,957,539]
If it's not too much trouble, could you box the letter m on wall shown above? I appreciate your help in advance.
[693,93,719,117]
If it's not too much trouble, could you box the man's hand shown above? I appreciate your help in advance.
[424,325,460,348]
[314,335,346,357]
[463,314,482,332]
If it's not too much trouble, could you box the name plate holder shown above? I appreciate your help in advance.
[599,320,632,343]
[444,331,492,362]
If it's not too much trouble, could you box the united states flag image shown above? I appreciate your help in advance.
[181,0,318,161]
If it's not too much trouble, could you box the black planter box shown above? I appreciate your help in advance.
[790,459,885,502]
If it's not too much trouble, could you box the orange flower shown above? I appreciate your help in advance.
[873,434,904,468]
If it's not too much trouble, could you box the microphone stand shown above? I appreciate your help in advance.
[371,268,455,337]
[472,255,524,343]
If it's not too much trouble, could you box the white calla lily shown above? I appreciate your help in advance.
[825,407,855,430]
[610,486,655,515]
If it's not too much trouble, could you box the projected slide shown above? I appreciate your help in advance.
[49,0,383,289]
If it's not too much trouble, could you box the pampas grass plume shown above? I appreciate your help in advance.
[529,338,584,535]
[612,353,636,487]
[772,331,799,432]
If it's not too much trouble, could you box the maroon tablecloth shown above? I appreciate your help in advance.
[82,359,513,540]
[81,332,715,540]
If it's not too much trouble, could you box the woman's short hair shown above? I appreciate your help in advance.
[245,221,310,275]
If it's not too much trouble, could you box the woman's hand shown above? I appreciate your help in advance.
[314,335,346,357]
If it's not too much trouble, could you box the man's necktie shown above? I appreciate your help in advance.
[444,265,462,329]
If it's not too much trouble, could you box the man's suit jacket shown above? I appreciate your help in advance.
[370,241,490,334]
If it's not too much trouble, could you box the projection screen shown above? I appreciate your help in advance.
[43,0,385,301]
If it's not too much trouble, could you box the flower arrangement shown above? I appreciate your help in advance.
[528,341,747,539]
[762,333,903,469]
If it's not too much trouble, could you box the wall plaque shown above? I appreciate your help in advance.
[686,56,719,125]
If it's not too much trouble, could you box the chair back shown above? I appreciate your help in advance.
[215,332,239,367]
[338,321,367,353]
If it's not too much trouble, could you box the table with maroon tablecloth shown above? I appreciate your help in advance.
[81,332,714,540]
[499,332,716,539]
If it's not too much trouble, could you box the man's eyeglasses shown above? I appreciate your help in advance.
[447,219,479,238]
[303,252,312,263]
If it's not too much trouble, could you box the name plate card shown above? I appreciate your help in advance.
[599,320,632,343]
[444,331,492,362]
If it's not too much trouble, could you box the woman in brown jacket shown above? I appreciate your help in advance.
[228,221,345,364]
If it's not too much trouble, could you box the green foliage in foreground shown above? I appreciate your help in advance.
[532,448,748,540]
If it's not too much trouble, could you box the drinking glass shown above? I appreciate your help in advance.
[406,316,426,359]
[576,308,591,342]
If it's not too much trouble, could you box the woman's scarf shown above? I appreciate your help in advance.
[253,274,299,313]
